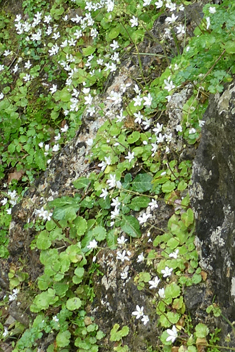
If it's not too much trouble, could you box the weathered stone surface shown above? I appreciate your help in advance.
[191,81,235,344]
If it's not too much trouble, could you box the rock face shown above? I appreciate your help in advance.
[191,81,235,342]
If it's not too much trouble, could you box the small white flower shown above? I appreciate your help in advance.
[132,305,144,319]
[164,78,175,92]
[176,24,185,35]
[169,249,179,259]
[138,213,152,224]
[149,199,158,210]
[117,235,127,245]
[130,16,138,27]
[206,17,210,30]
[133,95,143,106]
[0,93,4,100]
[165,14,178,24]
[110,40,119,50]
[23,74,31,82]
[137,252,144,263]
[155,0,163,8]
[149,276,161,289]
[143,93,152,107]
[1,198,8,206]
[87,239,98,249]
[55,133,61,141]
[100,188,109,199]
[61,124,68,133]
[111,207,120,219]
[125,151,135,163]
[52,144,59,152]
[117,250,130,262]
[158,288,165,298]
[175,125,182,132]
[50,84,57,94]
[153,123,163,135]
[209,6,216,14]
[107,174,120,189]
[53,315,59,322]
[161,266,173,277]
[25,60,32,69]
[111,197,121,208]
[199,120,205,127]
[2,327,8,337]
[166,325,178,343]
[141,315,149,325]
[189,127,196,134]
[134,111,143,124]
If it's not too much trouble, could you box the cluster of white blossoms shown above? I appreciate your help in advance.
[0,189,19,215]
[34,207,53,222]
[132,305,149,325]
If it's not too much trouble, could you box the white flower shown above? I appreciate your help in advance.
[189,127,196,134]
[50,84,57,94]
[141,315,149,325]
[25,60,32,69]
[169,249,179,259]
[0,93,4,100]
[138,213,152,224]
[1,198,8,206]
[44,14,52,23]
[149,276,161,289]
[206,17,210,30]
[153,123,163,135]
[209,6,216,14]
[61,124,68,133]
[4,50,11,56]
[86,138,93,147]
[110,40,119,50]
[130,16,138,27]
[132,305,144,319]
[166,2,176,11]
[6,208,12,215]
[161,266,173,277]
[107,174,121,189]
[137,252,144,263]
[149,199,158,210]
[55,133,61,141]
[143,0,151,5]
[53,315,59,322]
[121,266,129,280]
[175,125,182,132]
[125,151,135,163]
[158,288,165,298]
[117,250,130,262]
[23,74,31,82]
[176,24,185,35]
[87,239,98,250]
[166,325,178,343]
[143,93,152,107]
[0,65,4,71]
[164,78,175,92]
[106,0,114,12]
[9,288,19,302]
[52,144,59,152]
[133,95,143,106]
[134,111,143,124]
[165,14,178,24]
[15,14,22,21]
[100,188,109,199]
[2,327,8,337]
[134,84,141,94]
[117,235,127,245]
[155,0,163,8]
[111,197,121,208]
[107,91,122,104]
[111,207,120,219]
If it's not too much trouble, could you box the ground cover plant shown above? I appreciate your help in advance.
[0,0,235,350]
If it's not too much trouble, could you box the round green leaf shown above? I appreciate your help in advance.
[74,216,87,236]
[56,330,71,347]
[36,230,51,250]
[66,297,82,311]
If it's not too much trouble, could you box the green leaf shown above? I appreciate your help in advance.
[56,330,71,348]
[66,297,82,310]
[162,181,175,193]
[48,195,80,221]
[36,230,51,250]
[129,196,150,211]
[31,289,58,312]
[73,177,90,189]
[107,26,120,40]
[110,324,129,342]
[106,229,117,249]
[121,215,141,238]
[132,173,153,192]
[66,244,84,263]
[83,46,96,56]
[127,131,140,144]
[181,208,194,227]
[74,216,87,236]
[74,267,84,278]
[195,323,209,338]
[165,283,181,300]
[224,40,235,54]
[91,225,106,241]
